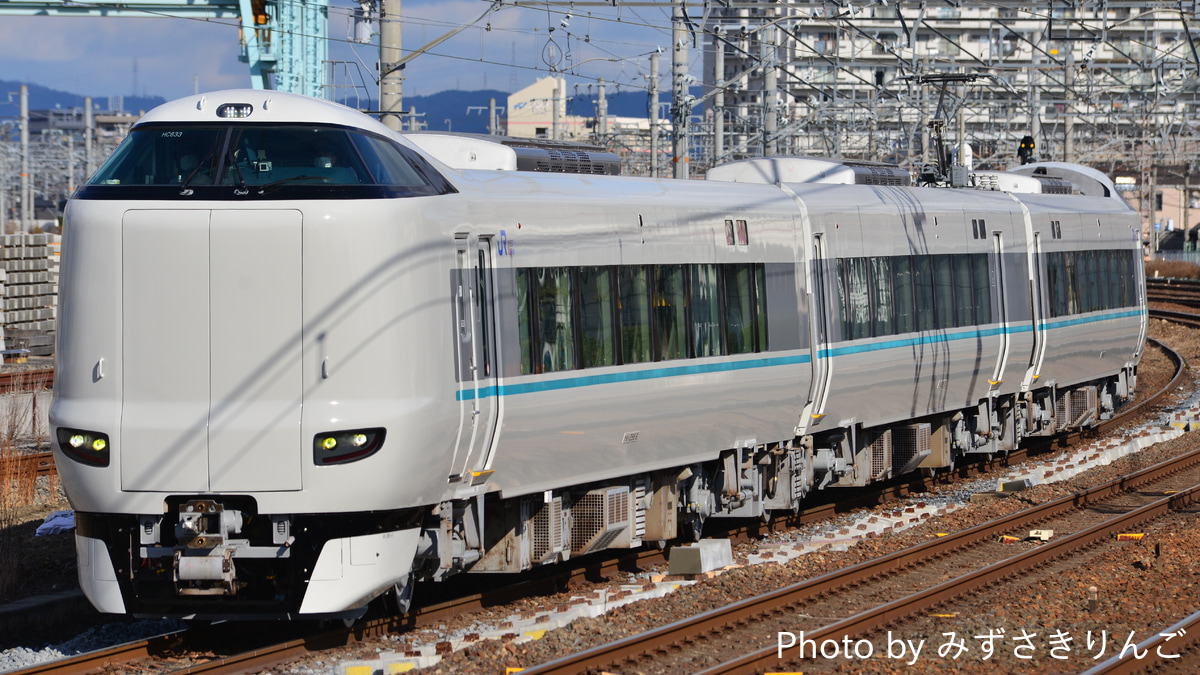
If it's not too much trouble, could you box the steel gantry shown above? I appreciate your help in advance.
[0,0,329,97]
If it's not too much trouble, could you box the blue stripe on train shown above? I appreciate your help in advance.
[458,308,1144,401]
[457,353,812,401]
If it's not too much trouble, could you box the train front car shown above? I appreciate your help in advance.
[53,91,457,619]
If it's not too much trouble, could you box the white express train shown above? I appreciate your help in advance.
[52,90,1146,619]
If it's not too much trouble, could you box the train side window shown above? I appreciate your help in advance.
[893,256,915,334]
[1068,252,1083,314]
[972,253,991,324]
[692,264,722,357]
[933,255,955,330]
[1097,252,1112,310]
[1048,253,1067,317]
[912,256,936,332]
[1119,251,1131,308]
[516,270,534,374]
[1044,254,1057,318]
[1124,251,1136,307]
[724,264,754,355]
[838,258,871,340]
[1066,252,1082,315]
[579,266,616,368]
[1109,252,1122,309]
[754,263,768,352]
[870,256,894,336]
[617,266,653,364]
[535,267,576,372]
[1086,251,1101,312]
[654,265,689,361]
[952,255,974,327]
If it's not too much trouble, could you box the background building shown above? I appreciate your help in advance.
[698,0,1200,247]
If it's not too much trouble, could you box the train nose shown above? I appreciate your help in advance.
[119,209,304,492]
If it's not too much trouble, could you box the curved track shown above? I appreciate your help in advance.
[5,308,1189,675]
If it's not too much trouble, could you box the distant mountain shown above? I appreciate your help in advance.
[1,80,673,134]
[395,88,670,134]
[0,79,165,114]
[397,89,511,134]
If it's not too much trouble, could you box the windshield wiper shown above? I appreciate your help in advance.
[257,175,331,194]
[178,150,215,196]
[229,159,250,196]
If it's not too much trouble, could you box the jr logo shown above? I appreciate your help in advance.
[498,230,513,256]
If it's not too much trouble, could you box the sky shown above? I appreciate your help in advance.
[0,0,694,104]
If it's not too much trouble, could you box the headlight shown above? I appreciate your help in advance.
[56,428,111,467]
[313,428,386,465]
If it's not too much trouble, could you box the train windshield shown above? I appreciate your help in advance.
[83,123,453,199]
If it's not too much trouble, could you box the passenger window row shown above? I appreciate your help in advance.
[1045,249,1139,318]
[836,253,992,341]
[516,263,768,375]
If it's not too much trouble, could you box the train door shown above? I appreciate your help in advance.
[988,232,1010,387]
[805,233,834,421]
[450,236,500,483]
[1025,232,1049,387]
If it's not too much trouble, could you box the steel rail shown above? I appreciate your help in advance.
[518,430,1200,675]
[1079,606,1200,674]
[9,632,183,675]
[702,482,1200,675]
[5,450,55,477]
[0,367,53,393]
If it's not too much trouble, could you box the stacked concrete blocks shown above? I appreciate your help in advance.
[1168,406,1200,432]
[0,234,59,354]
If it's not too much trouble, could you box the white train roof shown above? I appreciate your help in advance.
[135,90,390,133]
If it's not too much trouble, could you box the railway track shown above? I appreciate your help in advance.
[519,419,1200,675]
[1148,277,1200,310]
[7,450,55,477]
[5,305,1191,675]
[0,367,52,394]
[0,367,55,480]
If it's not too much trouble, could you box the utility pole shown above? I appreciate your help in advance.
[552,82,561,141]
[380,0,403,131]
[67,135,75,194]
[84,96,94,180]
[0,142,6,231]
[762,26,777,157]
[671,0,690,179]
[597,78,608,146]
[488,97,497,135]
[1180,162,1190,248]
[1030,30,1042,162]
[20,84,30,233]
[958,83,967,168]
[650,52,660,178]
[714,34,724,165]
[1064,48,1074,162]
